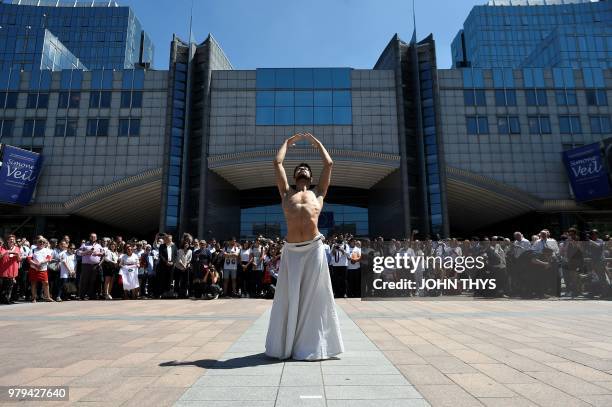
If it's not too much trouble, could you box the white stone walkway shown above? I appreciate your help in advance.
[176,305,429,407]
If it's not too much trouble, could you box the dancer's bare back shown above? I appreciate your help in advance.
[274,133,333,243]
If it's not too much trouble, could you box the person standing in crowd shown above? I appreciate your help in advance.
[223,238,240,297]
[158,234,177,298]
[330,236,349,298]
[27,237,54,302]
[239,241,252,298]
[250,239,265,298]
[77,233,103,300]
[533,230,559,255]
[346,237,361,298]
[485,237,507,297]
[264,244,280,291]
[101,241,119,300]
[57,241,77,301]
[562,228,583,297]
[14,239,31,301]
[175,239,192,298]
[322,237,332,273]
[134,241,146,299]
[586,229,607,297]
[142,244,157,298]
[191,240,207,299]
[513,232,531,250]
[207,238,217,254]
[211,242,224,285]
[119,244,140,299]
[359,239,374,297]
[46,238,61,300]
[0,235,21,304]
[412,240,426,297]
[115,236,125,253]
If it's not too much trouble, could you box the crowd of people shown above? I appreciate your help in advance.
[0,227,611,304]
[361,229,612,299]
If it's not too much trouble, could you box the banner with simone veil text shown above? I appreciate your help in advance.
[562,139,612,202]
[0,144,44,206]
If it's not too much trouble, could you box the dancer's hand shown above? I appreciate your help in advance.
[287,133,303,146]
[303,132,319,147]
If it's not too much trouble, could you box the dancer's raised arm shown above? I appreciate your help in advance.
[273,133,302,197]
[304,133,333,198]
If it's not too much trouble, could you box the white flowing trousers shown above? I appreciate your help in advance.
[265,235,344,361]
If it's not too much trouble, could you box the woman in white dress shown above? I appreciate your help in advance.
[119,244,140,299]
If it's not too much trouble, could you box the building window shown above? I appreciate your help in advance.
[464,89,486,106]
[525,89,547,106]
[528,116,551,135]
[559,115,582,134]
[89,90,112,108]
[26,93,37,108]
[0,92,18,109]
[54,118,78,137]
[121,90,142,108]
[58,91,80,108]
[0,119,14,139]
[497,116,520,134]
[589,116,611,134]
[494,89,516,106]
[255,68,351,125]
[26,92,48,109]
[119,118,140,136]
[585,89,608,106]
[86,118,109,137]
[23,119,46,137]
[91,70,114,89]
[555,90,577,106]
[466,115,489,135]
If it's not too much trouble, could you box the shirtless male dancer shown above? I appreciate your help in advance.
[264,132,344,360]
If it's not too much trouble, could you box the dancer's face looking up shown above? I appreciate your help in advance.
[293,163,312,184]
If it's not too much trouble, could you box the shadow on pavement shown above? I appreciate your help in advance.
[159,352,284,369]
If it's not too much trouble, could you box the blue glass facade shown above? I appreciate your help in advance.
[419,59,443,235]
[0,1,153,70]
[451,0,612,68]
[165,62,187,231]
[241,203,368,239]
[255,68,352,125]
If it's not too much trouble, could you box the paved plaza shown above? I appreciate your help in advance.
[0,299,611,406]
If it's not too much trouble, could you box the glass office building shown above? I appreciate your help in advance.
[451,0,612,68]
[0,0,154,70]
[0,24,87,71]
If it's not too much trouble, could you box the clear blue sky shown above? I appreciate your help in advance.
[125,0,481,70]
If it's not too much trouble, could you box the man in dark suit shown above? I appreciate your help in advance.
[158,234,178,297]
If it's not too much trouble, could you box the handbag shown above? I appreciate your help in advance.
[63,280,78,295]
[47,260,60,273]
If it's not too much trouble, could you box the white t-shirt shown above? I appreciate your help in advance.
[330,243,349,267]
[30,247,53,271]
[225,246,240,270]
[59,251,76,278]
[251,246,263,270]
[240,248,251,262]
[347,246,361,270]
[120,253,140,274]
[104,249,119,264]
